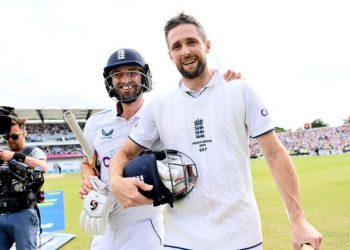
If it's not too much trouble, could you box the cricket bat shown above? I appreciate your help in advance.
[63,110,99,174]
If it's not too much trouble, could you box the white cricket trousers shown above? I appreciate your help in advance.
[90,217,163,250]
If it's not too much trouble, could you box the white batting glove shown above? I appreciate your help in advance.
[80,176,110,235]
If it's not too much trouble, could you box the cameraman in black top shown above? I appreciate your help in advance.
[0,109,48,250]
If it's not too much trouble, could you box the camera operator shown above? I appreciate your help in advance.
[0,116,48,250]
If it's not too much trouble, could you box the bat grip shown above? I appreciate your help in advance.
[301,243,315,250]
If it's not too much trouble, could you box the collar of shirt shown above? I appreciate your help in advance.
[178,70,220,97]
[110,102,143,122]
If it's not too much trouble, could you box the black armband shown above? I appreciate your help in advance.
[13,152,26,163]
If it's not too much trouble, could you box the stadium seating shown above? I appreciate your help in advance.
[1,117,349,169]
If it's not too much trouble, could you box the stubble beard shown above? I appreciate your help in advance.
[177,59,207,79]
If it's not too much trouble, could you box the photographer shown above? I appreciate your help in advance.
[0,113,48,250]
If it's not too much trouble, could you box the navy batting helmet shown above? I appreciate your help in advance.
[103,48,152,103]
[123,150,198,207]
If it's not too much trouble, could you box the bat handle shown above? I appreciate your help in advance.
[301,243,315,250]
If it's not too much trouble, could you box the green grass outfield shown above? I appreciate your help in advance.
[43,153,350,249]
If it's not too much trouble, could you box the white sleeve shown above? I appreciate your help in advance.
[129,101,160,149]
[30,147,47,160]
[243,83,274,138]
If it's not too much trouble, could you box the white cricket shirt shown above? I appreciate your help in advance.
[84,103,163,226]
[129,70,274,249]
[84,104,142,184]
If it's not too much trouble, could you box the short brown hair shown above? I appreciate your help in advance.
[164,12,207,48]
[11,117,27,130]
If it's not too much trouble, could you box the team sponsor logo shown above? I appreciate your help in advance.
[102,156,110,168]
[101,128,113,139]
[101,149,117,168]
[261,109,269,117]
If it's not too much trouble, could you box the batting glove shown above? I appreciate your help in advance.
[80,176,110,235]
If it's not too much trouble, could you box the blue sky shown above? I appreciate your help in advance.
[1,0,349,130]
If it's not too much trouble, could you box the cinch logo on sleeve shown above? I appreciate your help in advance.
[261,109,269,117]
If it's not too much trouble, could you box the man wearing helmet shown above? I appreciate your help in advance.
[109,13,322,250]
[103,48,153,104]
[79,48,240,249]
[79,48,164,250]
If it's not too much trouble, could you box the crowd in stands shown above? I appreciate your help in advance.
[26,123,85,142]
[41,145,83,157]
[2,123,350,158]
[250,124,350,158]
[26,123,74,135]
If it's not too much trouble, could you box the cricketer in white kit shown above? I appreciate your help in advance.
[129,73,272,250]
